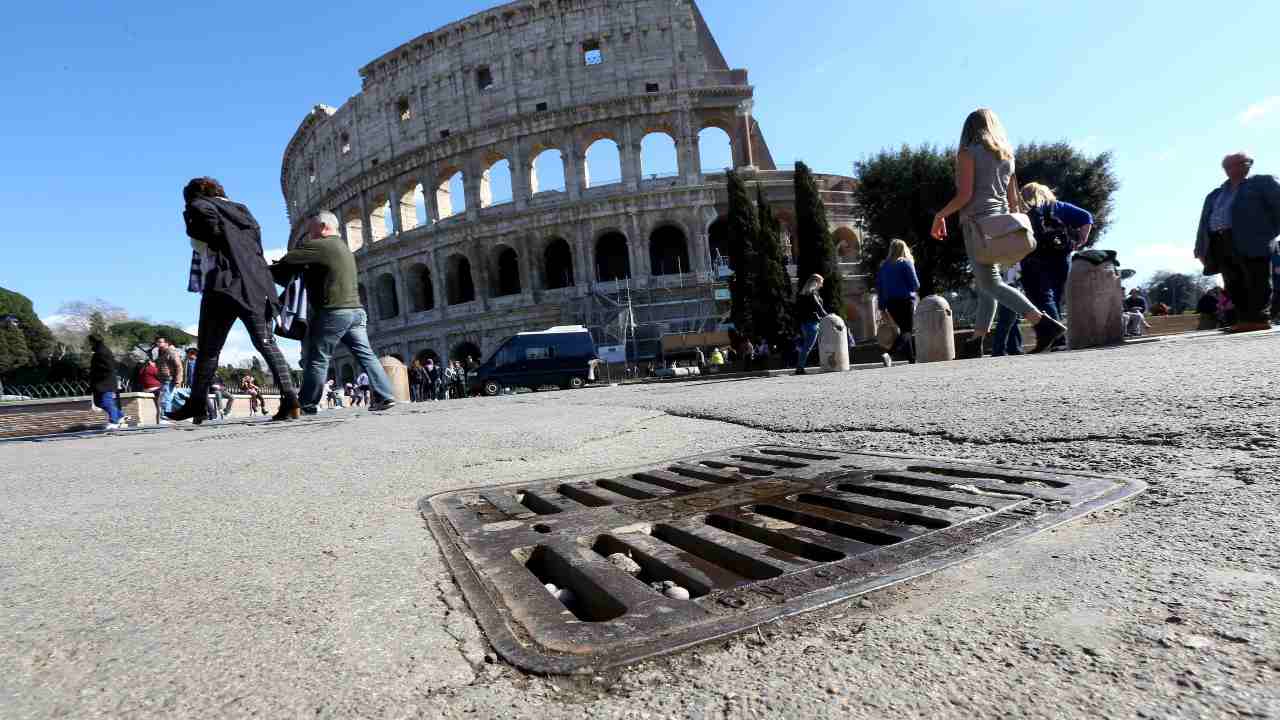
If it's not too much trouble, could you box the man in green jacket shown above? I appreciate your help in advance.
[272,211,397,414]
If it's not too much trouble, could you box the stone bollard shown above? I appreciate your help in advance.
[379,356,411,402]
[1066,258,1124,349]
[914,295,956,363]
[819,314,850,372]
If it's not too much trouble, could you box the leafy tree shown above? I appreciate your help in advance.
[0,287,55,367]
[0,323,32,378]
[793,162,845,318]
[108,321,195,355]
[1016,142,1118,241]
[1143,271,1215,314]
[725,170,759,337]
[751,185,794,346]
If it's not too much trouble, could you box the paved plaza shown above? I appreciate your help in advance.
[2,331,1277,719]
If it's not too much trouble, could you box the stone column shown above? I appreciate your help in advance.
[510,140,530,210]
[576,226,592,288]
[471,246,490,310]
[392,263,410,320]
[358,192,373,248]
[389,187,404,236]
[430,250,448,318]
[465,158,483,220]
[621,121,641,190]
[564,136,585,200]
[421,172,440,225]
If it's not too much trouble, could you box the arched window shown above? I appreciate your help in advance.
[530,148,565,194]
[698,127,734,173]
[398,183,423,232]
[446,254,475,305]
[375,273,399,319]
[492,245,521,296]
[708,217,731,271]
[640,132,678,179]
[452,342,482,363]
[358,283,369,308]
[649,225,690,276]
[369,195,392,241]
[833,227,861,260]
[344,209,364,252]
[415,349,441,365]
[543,238,574,290]
[480,158,513,207]
[595,231,631,282]
[413,183,430,227]
[407,263,434,312]
[437,169,465,219]
[584,138,621,188]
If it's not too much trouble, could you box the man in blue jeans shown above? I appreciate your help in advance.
[271,211,397,415]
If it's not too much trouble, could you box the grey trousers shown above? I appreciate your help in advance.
[963,219,1040,333]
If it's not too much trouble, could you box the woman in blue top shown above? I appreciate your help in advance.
[877,239,920,363]
[931,109,1067,356]
[1019,182,1094,347]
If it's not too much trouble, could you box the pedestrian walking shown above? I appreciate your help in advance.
[89,335,125,430]
[794,274,827,374]
[152,335,185,416]
[138,359,164,423]
[1194,152,1280,333]
[409,360,426,403]
[1019,182,1095,350]
[182,348,198,388]
[270,211,398,414]
[991,265,1025,356]
[169,177,301,424]
[931,109,1067,356]
[423,358,442,401]
[876,239,920,364]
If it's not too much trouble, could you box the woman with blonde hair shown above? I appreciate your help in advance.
[1019,181,1095,349]
[930,109,1066,355]
[877,239,920,363]
[793,274,826,374]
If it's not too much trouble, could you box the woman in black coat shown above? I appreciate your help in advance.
[88,334,125,428]
[169,177,300,423]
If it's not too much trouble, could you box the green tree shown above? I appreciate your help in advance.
[793,162,845,318]
[1016,142,1118,240]
[0,323,32,378]
[1144,271,1215,315]
[108,321,195,355]
[0,287,55,367]
[725,170,759,337]
[853,145,972,295]
[750,185,794,347]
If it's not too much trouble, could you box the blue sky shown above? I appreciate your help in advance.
[2,0,1277,362]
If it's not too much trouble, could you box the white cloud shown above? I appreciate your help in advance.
[1239,96,1280,126]
[263,247,288,263]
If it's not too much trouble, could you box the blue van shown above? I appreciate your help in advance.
[472,326,598,396]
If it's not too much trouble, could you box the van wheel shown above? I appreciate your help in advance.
[567,376,586,390]
[483,381,501,397]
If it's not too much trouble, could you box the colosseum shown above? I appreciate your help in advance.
[279,0,870,376]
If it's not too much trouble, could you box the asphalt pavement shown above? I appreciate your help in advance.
[1,330,1276,719]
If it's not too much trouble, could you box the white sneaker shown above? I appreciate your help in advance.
[881,353,893,368]
[105,422,121,431]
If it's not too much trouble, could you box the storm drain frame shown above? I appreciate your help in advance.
[420,444,1146,675]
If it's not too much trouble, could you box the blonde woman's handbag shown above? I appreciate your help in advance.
[969,213,1037,266]
[877,315,899,351]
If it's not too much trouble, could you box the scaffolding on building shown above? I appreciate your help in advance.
[561,278,728,362]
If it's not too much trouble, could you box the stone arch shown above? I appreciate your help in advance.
[343,207,364,251]
[489,244,522,297]
[357,282,369,309]
[640,131,678,179]
[445,253,475,305]
[406,262,435,312]
[833,226,861,261]
[369,192,392,242]
[415,348,442,365]
[375,272,399,319]
[649,224,691,276]
[707,216,731,270]
[595,230,631,282]
[436,166,466,219]
[583,136,622,188]
[530,147,566,194]
[340,364,355,384]
[480,154,513,208]
[543,237,574,290]
[698,126,734,173]
[397,181,424,232]
[452,341,482,363]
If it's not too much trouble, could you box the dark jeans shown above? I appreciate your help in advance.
[1211,231,1273,323]
[884,298,916,363]
[1021,252,1071,323]
[189,292,297,416]
[796,321,820,370]
[94,391,123,424]
[300,308,396,410]
[991,306,1024,356]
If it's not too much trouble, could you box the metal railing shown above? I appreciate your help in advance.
[2,381,92,400]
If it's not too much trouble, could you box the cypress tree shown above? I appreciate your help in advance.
[793,162,845,318]
[725,170,758,338]
[751,184,794,348]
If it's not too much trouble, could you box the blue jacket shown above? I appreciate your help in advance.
[876,259,920,310]
[1196,174,1280,260]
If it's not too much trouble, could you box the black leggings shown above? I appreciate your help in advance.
[884,298,917,363]
[190,292,297,408]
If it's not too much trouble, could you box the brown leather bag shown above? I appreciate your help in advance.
[970,213,1036,265]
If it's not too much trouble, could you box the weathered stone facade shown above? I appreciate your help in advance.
[280,0,868,378]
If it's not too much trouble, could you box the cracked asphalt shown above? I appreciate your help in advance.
[1,330,1277,719]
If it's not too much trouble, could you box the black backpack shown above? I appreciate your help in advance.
[1029,204,1071,255]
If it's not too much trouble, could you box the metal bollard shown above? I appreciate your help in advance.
[379,356,412,402]
[914,295,956,363]
[1065,258,1124,349]
[819,314,851,372]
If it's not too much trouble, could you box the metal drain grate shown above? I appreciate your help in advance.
[421,445,1145,674]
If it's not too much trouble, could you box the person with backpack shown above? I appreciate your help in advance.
[876,239,920,363]
[1019,182,1095,350]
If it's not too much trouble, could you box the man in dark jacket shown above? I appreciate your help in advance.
[272,211,397,414]
[1195,152,1280,332]
[171,177,301,423]
[89,335,125,429]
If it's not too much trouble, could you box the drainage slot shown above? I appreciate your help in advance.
[752,505,901,546]
[630,472,701,493]
[904,465,1069,488]
[592,535,710,599]
[651,524,783,581]
[595,479,658,500]
[520,491,566,515]
[757,448,842,461]
[666,465,740,484]
[796,493,950,530]
[557,484,615,507]
[835,483,992,510]
[705,514,844,563]
[731,454,807,469]
[699,460,773,476]
[522,546,628,622]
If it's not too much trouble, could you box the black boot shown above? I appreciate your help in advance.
[165,399,207,425]
[1030,316,1068,354]
[272,393,301,422]
[963,333,986,359]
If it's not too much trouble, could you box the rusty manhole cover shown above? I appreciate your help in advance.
[420,445,1145,674]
